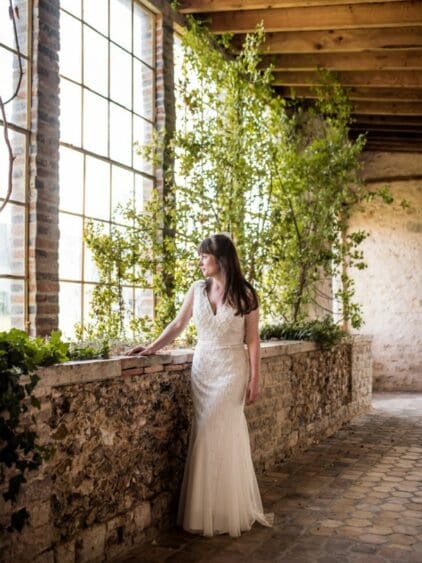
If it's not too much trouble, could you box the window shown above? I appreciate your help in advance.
[0,0,30,331]
[59,0,156,338]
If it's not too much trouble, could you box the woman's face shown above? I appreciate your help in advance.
[199,252,220,277]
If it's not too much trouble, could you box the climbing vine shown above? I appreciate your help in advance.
[82,18,395,342]
[0,330,68,532]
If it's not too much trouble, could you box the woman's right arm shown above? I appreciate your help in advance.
[125,283,195,356]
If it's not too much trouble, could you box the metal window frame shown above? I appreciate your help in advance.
[58,0,157,338]
[0,0,33,331]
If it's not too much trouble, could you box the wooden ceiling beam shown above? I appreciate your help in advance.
[272,70,422,87]
[276,86,422,101]
[178,0,407,13]
[205,2,422,33]
[265,50,422,71]
[230,27,422,53]
[351,100,422,115]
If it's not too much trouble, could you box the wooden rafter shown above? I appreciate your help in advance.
[276,86,422,101]
[204,2,422,33]
[264,50,422,71]
[179,0,411,13]
[272,70,422,87]
[231,27,422,53]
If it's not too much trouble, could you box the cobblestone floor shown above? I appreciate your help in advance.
[121,393,422,562]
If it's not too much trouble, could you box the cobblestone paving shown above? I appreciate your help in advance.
[121,393,422,562]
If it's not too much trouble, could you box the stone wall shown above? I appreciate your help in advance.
[349,151,422,391]
[0,337,372,562]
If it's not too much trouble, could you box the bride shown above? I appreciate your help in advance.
[126,233,274,537]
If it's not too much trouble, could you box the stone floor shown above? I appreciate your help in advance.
[121,393,422,562]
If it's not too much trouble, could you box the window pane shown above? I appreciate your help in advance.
[0,0,28,55]
[61,79,82,146]
[60,11,82,83]
[110,0,131,51]
[84,26,108,97]
[110,43,132,108]
[133,116,153,175]
[83,231,102,283]
[83,90,108,156]
[134,4,154,66]
[85,156,110,220]
[0,126,26,203]
[59,281,81,339]
[0,203,25,276]
[0,278,24,331]
[111,165,133,222]
[61,0,81,18]
[135,287,153,317]
[83,0,108,36]
[110,103,132,166]
[83,282,95,323]
[59,212,83,280]
[133,59,153,120]
[0,50,28,128]
[59,146,83,214]
[134,174,153,214]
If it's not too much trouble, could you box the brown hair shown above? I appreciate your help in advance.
[198,234,259,316]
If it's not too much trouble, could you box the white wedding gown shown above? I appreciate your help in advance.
[177,279,274,537]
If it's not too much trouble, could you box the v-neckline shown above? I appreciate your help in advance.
[204,281,224,316]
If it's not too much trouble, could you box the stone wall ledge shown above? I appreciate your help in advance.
[36,335,373,391]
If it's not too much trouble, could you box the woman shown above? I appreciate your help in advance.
[127,233,273,537]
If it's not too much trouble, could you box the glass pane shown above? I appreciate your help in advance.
[134,174,153,214]
[83,25,108,97]
[0,278,24,331]
[133,59,153,120]
[60,11,82,83]
[133,116,153,175]
[83,0,108,36]
[83,90,108,156]
[123,285,134,333]
[111,165,133,222]
[83,230,102,284]
[85,155,110,220]
[61,0,81,18]
[59,212,83,280]
[134,4,154,66]
[59,281,81,339]
[60,79,82,146]
[110,0,131,51]
[0,203,25,276]
[110,103,132,166]
[83,282,95,323]
[110,43,132,108]
[0,0,28,56]
[0,49,28,128]
[0,126,26,203]
[135,287,153,317]
[59,146,83,214]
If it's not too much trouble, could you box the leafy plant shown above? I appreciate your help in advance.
[0,329,68,532]
[260,316,346,348]
[81,19,395,342]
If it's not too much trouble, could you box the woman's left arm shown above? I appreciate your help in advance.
[244,307,260,405]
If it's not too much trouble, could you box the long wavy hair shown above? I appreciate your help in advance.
[198,234,259,316]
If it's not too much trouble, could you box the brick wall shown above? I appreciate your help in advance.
[0,337,372,562]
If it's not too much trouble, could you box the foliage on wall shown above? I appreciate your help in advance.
[81,18,393,343]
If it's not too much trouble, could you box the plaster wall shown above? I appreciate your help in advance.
[348,151,422,391]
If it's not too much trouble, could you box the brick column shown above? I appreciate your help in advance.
[28,0,60,336]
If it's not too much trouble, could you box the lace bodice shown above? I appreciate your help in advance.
[193,280,245,346]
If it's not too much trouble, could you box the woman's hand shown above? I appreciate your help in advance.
[245,379,259,406]
[125,344,156,356]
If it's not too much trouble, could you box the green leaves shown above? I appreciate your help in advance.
[0,329,69,533]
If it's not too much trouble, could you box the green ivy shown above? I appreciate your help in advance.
[0,329,69,532]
